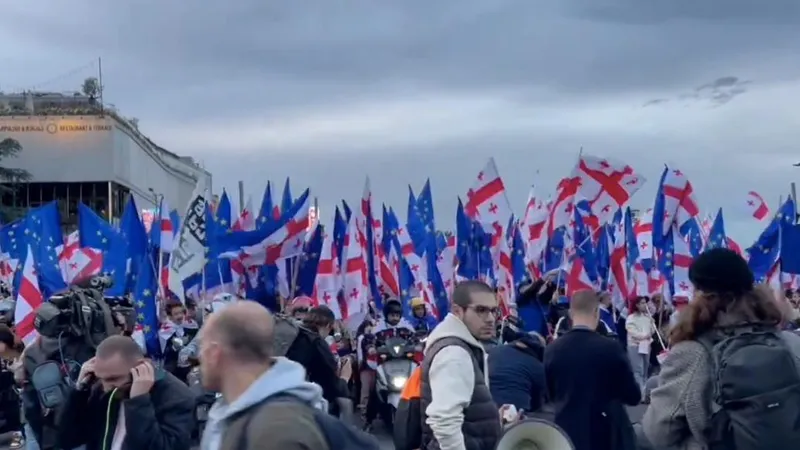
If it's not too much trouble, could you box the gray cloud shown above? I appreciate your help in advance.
[1,0,799,244]
[569,0,800,25]
[644,76,752,107]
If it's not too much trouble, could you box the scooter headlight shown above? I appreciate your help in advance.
[391,376,408,389]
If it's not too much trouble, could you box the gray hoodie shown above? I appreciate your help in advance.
[200,357,328,450]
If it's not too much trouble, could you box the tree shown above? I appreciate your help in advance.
[0,137,31,221]
[82,77,100,99]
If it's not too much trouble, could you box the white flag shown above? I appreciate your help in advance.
[168,182,208,303]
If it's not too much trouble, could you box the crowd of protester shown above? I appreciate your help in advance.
[0,248,798,449]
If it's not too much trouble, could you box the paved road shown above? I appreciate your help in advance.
[1,405,646,450]
[371,404,647,449]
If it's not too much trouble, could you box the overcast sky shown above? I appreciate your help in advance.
[2,1,800,244]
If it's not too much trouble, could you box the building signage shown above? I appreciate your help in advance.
[0,121,112,134]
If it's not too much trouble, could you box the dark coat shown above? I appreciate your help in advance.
[488,342,546,413]
[544,327,641,450]
[285,327,345,408]
[21,335,95,449]
[56,371,195,450]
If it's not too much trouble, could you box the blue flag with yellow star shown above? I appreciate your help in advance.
[78,203,128,292]
[747,197,795,281]
[133,253,161,357]
[25,202,67,298]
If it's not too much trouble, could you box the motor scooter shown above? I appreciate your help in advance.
[374,329,418,427]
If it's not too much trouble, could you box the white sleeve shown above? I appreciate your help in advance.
[553,317,566,337]
[425,345,474,450]
[131,330,147,354]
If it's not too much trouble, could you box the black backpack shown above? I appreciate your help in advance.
[700,327,800,450]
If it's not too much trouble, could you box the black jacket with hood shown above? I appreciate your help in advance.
[21,335,95,449]
[56,371,195,450]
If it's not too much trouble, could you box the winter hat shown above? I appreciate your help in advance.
[689,248,754,295]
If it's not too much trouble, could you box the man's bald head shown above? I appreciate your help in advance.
[570,290,600,316]
[97,335,143,361]
[204,301,274,364]
[95,335,144,381]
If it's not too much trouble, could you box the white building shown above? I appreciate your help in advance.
[0,91,211,226]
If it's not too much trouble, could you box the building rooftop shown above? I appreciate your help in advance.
[0,91,195,165]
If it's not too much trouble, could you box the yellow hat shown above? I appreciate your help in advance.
[410,297,425,308]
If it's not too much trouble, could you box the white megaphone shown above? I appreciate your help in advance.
[495,418,574,450]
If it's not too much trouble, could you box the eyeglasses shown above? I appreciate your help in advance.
[467,305,501,317]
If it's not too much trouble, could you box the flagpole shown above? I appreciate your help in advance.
[153,193,166,304]
[290,254,303,300]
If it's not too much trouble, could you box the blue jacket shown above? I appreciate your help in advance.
[488,342,547,413]
[599,306,617,334]
[410,314,438,333]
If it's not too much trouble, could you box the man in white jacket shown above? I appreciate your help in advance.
[420,281,502,450]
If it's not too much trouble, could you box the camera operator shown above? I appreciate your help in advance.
[20,276,119,450]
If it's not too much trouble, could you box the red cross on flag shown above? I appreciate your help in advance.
[14,246,43,345]
[395,224,436,315]
[669,225,694,298]
[609,218,631,311]
[341,217,369,330]
[57,230,103,285]
[372,214,399,298]
[226,191,311,267]
[232,197,256,232]
[655,166,700,242]
[494,233,514,316]
[566,257,595,297]
[520,187,550,269]
[635,209,654,262]
[64,248,103,285]
[314,233,343,319]
[547,176,580,238]
[575,155,645,225]
[464,158,511,228]
[745,191,770,221]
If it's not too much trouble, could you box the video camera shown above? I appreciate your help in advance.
[32,274,120,349]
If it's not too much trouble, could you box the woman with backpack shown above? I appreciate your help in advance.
[641,248,800,450]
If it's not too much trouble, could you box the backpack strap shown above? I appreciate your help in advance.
[234,394,296,450]
[235,394,379,450]
[696,334,724,415]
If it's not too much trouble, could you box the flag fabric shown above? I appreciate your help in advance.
[745,191,770,221]
[574,154,645,225]
[464,158,511,231]
[3,150,797,336]
[14,246,43,345]
[168,182,208,302]
[132,253,161,357]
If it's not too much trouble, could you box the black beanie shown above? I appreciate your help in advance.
[688,248,754,295]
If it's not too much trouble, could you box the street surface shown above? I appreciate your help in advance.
[371,404,647,449]
[0,405,646,449]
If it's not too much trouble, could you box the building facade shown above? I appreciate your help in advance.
[0,92,211,228]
